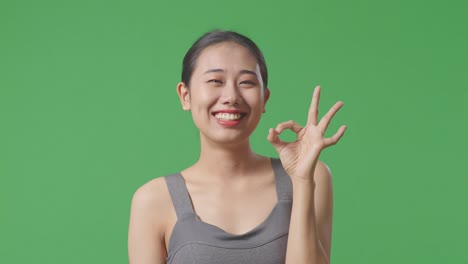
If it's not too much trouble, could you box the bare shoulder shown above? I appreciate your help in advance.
[313,160,333,185]
[128,176,173,264]
[130,176,173,232]
[312,160,334,260]
[132,176,170,205]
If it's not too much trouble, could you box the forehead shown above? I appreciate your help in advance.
[193,42,260,74]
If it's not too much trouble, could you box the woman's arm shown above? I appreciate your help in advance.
[267,85,345,264]
[128,178,168,264]
[285,160,333,264]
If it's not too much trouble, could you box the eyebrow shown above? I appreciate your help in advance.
[203,68,258,77]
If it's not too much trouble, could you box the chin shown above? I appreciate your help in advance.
[203,131,252,146]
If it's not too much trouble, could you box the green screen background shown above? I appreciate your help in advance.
[1,0,466,263]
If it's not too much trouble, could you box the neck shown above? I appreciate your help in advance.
[194,134,264,182]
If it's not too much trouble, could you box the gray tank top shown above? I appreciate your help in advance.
[163,157,293,264]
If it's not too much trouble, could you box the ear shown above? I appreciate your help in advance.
[176,82,191,111]
[262,88,270,113]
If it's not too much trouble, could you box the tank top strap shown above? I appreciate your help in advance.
[271,157,293,201]
[164,173,195,219]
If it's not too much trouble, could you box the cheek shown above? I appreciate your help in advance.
[191,90,218,111]
[243,90,264,108]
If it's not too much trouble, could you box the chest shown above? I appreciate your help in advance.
[193,187,278,235]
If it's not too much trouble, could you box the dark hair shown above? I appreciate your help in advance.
[181,30,268,89]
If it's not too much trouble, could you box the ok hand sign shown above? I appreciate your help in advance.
[267,85,347,183]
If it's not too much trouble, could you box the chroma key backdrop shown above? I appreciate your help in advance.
[1,0,467,263]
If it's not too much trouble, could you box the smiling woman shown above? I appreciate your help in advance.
[177,39,269,145]
[127,30,346,264]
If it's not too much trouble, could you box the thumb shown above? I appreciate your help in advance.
[267,128,285,153]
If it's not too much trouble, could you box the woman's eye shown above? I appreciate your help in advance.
[240,81,256,85]
[208,79,223,84]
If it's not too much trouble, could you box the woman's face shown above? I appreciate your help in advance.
[177,41,270,145]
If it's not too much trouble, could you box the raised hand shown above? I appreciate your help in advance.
[267,85,347,183]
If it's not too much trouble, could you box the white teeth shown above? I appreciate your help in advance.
[214,113,243,120]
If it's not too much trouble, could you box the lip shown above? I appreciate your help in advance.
[211,110,248,119]
[211,109,247,127]
[212,109,247,115]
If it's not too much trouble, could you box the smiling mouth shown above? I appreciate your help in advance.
[212,112,247,121]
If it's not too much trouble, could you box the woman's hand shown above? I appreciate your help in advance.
[267,85,347,183]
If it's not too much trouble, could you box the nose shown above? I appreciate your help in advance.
[221,81,243,106]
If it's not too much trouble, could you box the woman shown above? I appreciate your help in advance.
[128,30,346,264]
